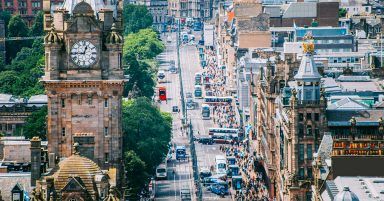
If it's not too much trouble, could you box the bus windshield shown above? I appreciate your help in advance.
[156,168,166,173]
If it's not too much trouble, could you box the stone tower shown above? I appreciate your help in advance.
[41,0,124,174]
[30,137,42,187]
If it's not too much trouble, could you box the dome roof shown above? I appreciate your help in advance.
[334,186,360,201]
[51,153,103,196]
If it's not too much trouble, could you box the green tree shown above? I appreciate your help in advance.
[0,39,44,96]
[30,11,44,36]
[0,11,11,36]
[6,15,31,62]
[123,28,164,60]
[21,106,47,140]
[122,97,172,173]
[123,53,155,98]
[124,150,148,199]
[123,4,153,35]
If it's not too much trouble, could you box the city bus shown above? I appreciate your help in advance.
[204,96,233,104]
[156,163,167,180]
[208,128,239,136]
[195,73,202,85]
[159,87,167,101]
[176,145,186,160]
[215,155,227,175]
[201,104,210,120]
[194,85,202,98]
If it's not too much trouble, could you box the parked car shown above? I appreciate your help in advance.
[199,167,212,179]
[198,136,214,145]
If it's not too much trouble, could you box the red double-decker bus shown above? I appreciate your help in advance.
[159,87,167,101]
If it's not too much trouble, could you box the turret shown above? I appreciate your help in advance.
[293,32,321,102]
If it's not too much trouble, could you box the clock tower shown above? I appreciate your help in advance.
[41,0,124,174]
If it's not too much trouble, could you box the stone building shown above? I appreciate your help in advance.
[135,0,168,33]
[41,0,125,185]
[255,34,327,200]
[31,140,120,200]
[0,94,47,136]
[0,0,64,26]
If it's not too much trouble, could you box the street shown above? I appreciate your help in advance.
[154,32,232,200]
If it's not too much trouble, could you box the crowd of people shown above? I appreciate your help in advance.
[201,45,270,200]
[202,47,239,129]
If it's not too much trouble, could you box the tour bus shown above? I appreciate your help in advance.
[158,87,167,101]
[208,128,239,136]
[195,73,202,85]
[156,163,167,180]
[215,155,227,175]
[204,96,233,104]
[194,85,202,98]
[176,145,186,160]
[201,104,210,120]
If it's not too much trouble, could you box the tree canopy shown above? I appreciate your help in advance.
[30,11,44,37]
[21,106,47,140]
[0,39,44,96]
[6,15,32,62]
[123,4,153,35]
[122,97,172,198]
[123,28,165,60]
[123,53,155,98]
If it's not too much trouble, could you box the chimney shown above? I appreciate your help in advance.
[30,137,42,187]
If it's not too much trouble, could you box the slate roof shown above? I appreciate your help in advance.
[0,173,31,201]
[327,97,369,110]
[282,2,317,18]
[264,5,281,17]
[327,109,384,126]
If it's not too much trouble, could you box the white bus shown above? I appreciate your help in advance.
[201,104,210,120]
[156,163,167,180]
[208,128,239,136]
[204,96,233,104]
[215,155,227,175]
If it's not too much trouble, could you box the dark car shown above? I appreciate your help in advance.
[198,137,214,145]
[172,106,179,113]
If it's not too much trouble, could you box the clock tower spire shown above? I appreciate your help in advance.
[41,0,124,184]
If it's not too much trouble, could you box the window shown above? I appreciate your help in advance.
[62,128,66,137]
[104,98,108,107]
[307,167,312,178]
[306,192,312,201]
[6,1,12,6]
[306,125,312,136]
[32,2,40,7]
[298,124,304,138]
[19,10,27,15]
[105,153,109,162]
[87,96,92,105]
[118,53,122,69]
[307,144,313,160]
[104,127,109,136]
[299,144,304,162]
[306,113,312,120]
[299,113,304,121]
[18,1,26,7]
[61,98,65,108]
[314,113,319,121]
[299,167,304,179]
[315,128,319,137]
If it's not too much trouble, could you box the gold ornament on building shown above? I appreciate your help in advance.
[302,32,315,54]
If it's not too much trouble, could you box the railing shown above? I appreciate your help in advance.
[297,100,320,106]
[0,103,46,113]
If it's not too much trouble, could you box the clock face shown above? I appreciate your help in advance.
[70,40,97,67]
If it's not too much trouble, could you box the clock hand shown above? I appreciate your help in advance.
[83,46,88,54]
